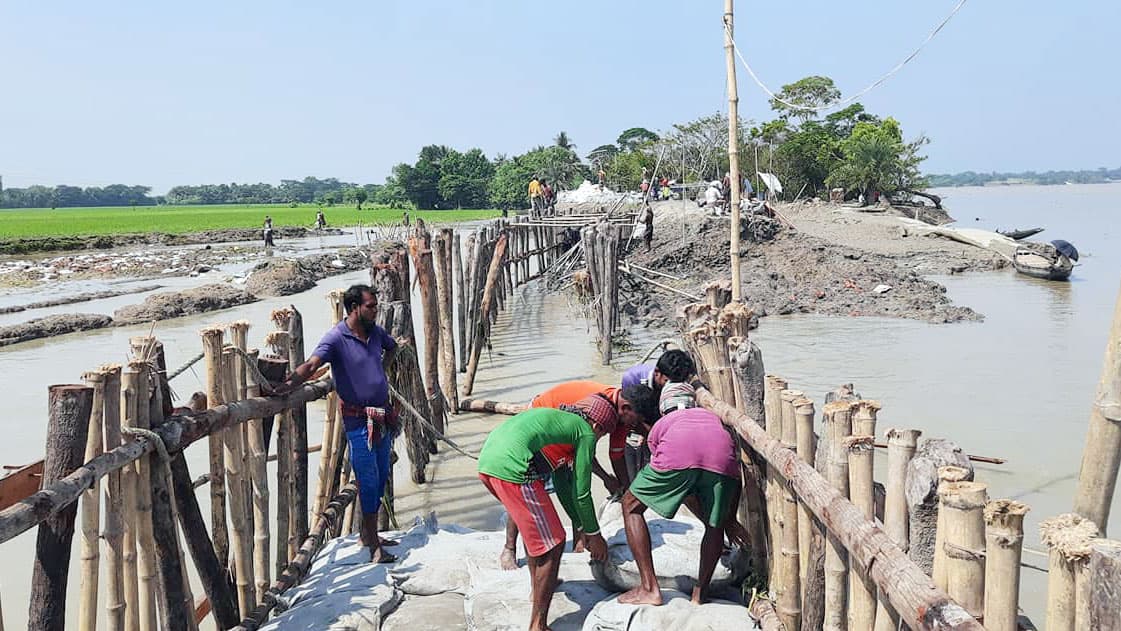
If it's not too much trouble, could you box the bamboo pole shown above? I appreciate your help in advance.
[793,397,816,594]
[940,481,988,618]
[1073,279,1121,532]
[846,436,876,631]
[120,364,141,631]
[126,345,157,631]
[285,307,309,554]
[101,365,125,631]
[932,465,972,590]
[408,223,446,448]
[777,435,802,631]
[723,0,742,301]
[458,398,528,415]
[434,228,460,412]
[266,327,293,570]
[28,384,93,631]
[873,427,921,631]
[822,400,853,631]
[763,376,786,575]
[462,233,508,396]
[1041,512,1099,631]
[244,347,271,601]
[982,499,1028,631]
[200,327,229,575]
[78,369,106,631]
[1090,538,1121,629]
[313,290,345,519]
[773,388,800,594]
[222,348,255,617]
[454,232,467,373]
[852,400,879,437]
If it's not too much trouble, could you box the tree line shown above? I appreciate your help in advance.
[927,167,1121,188]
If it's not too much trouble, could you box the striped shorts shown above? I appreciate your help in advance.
[479,473,564,557]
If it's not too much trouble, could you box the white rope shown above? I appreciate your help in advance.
[727,0,969,114]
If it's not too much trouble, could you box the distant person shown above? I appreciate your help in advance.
[642,204,654,252]
[263,215,275,247]
[541,179,556,216]
[640,179,650,196]
[315,210,327,230]
[528,176,544,217]
[598,166,607,190]
[401,211,410,226]
[721,173,732,206]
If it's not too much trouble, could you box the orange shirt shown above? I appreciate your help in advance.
[530,380,629,466]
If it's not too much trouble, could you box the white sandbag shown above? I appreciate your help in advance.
[391,527,507,595]
[382,593,468,631]
[258,585,402,631]
[581,590,753,631]
[464,555,613,631]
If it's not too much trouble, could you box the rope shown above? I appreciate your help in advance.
[167,351,205,381]
[726,0,969,114]
[388,383,479,460]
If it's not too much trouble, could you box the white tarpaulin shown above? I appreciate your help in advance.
[756,172,783,193]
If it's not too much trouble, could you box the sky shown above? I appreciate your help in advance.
[1,0,1118,192]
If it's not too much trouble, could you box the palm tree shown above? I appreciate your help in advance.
[554,131,576,153]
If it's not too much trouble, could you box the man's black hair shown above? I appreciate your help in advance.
[621,384,659,424]
[656,349,696,382]
[343,284,375,314]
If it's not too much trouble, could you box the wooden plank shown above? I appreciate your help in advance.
[0,461,43,511]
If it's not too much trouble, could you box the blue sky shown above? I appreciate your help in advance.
[1,0,1118,191]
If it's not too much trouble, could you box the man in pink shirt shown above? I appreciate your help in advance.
[617,383,741,607]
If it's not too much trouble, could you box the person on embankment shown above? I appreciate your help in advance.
[273,283,400,563]
[478,396,626,631]
[618,383,741,607]
[498,381,659,570]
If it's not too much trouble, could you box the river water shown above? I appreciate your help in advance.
[0,183,1117,626]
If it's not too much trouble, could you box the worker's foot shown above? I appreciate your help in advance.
[618,587,663,606]
[499,546,519,571]
[572,533,586,553]
[370,548,398,564]
[690,586,708,606]
[380,537,399,547]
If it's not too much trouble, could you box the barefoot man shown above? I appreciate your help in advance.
[478,395,622,631]
[274,284,399,563]
[618,384,742,606]
[499,382,659,570]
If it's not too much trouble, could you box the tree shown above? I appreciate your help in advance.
[826,117,927,203]
[616,127,659,152]
[438,148,494,208]
[554,131,576,152]
[586,144,619,166]
[769,75,841,123]
[346,187,368,210]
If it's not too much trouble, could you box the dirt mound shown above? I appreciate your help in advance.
[0,227,345,256]
[245,249,369,296]
[114,284,257,324]
[0,313,114,347]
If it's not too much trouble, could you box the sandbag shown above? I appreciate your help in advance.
[581,591,754,631]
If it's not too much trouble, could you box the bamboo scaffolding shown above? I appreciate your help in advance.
[101,365,125,631]
[120,364,141,631]
[846,436,876,631]
[222,348,255,617]
[78,369,106,631]
[933,465,972,590]
[28,384,93,631]
[1041,512,1099,631]
[822,400,853,631]
[982,499,1028,631]
[873,427,921,631]
[200,327,230,577]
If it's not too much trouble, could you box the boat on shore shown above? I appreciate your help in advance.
[999,227,1044,240]
[1013,242,1074,280]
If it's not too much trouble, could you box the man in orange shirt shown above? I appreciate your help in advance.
[499,381,658,570]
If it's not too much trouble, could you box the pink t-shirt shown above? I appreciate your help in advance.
[647,408,740,479]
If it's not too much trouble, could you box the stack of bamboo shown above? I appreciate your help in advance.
[580,222,620,365]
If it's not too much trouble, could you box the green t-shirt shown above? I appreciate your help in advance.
[477,407,600,535]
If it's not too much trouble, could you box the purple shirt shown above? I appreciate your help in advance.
[622,364,654,390]
[647,408,740,479]
[312,320,397,430]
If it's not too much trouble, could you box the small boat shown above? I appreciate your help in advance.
[1013,242,1073,281]
[998,227,1044,240]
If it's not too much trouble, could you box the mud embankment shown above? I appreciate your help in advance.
[0,227,344,256]
[0,284,162,315]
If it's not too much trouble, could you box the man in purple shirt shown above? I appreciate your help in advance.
[619,349,695,483]
[276,284,399,563]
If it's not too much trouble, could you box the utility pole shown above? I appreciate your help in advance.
[723,0,743,301]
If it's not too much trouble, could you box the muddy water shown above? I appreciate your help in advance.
[0,185,1116,625]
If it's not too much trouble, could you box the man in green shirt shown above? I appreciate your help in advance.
[478,396,618,631]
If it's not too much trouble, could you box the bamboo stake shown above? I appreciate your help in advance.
[1090,539,1121,629]
[982,499,1028,631]
[245,350,272,603]
[28,384,93,631]
[312,290,345,519]
[822,400,853,631]
[793,396,816,595]
[933,465,972,590]
[777,435,802,631]
[285,307,309,555]
[126,347,157,631]
[101,365,125,631]
[1073,279,1121,531]
[775,388,801,593]
[763,376,786,572]
[199,327,229,575]
[852,400,880,437]
[1041,512,1099,631]
[222,349,255,617]
[434,228,460,412]
[454,232,467,373]
[873,427,921,631]
[120,364,141,631]
[846,436,876,631]
[462,233,508,396]
[724,0,742,302]
[78,369,106,631]
[941,481,988,618]
[266,328,293,571]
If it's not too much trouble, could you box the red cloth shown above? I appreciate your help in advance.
[480,473,565,557]
[530,382,629,465]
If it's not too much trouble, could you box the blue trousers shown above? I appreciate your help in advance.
[346,425,392,516]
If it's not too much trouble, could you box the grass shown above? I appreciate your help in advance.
[0,204,501,240]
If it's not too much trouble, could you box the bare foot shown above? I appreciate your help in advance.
[618,587,663,606]
[380,537,400,547]
[499,546,519,571]
[573,537,586,553]
[370,548,398,564]
[690,587,707,606]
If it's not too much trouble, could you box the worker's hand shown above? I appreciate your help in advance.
[585,533,608,562]
[725,519,750,550]
[267,380,294,397]
[601,474,621,497]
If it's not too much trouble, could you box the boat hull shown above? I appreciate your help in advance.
[1013,251,1073,281]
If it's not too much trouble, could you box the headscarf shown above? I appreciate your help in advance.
[561,394,618,435]
[658,381,697,414]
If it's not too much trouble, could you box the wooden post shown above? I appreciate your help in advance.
[146,379,191,631]
[169,455,240,630]
[852,400,879,437]
[434,228,460,413]
[78,369,106,631]
[822,400,853,631]
[120,364,141,631]
[873,427,921,631]
[1041,512,1099,631]
[723,0,742,301]
[462,233,508,396]
[286,307,310,553]
[776,388,801,588]
[940,481,988,618]
[223,348,255,617]
[266,326,293,569]
[1073,280,1121,531]
[313,290,345,519]
[1090,539,1121,629]
[244,348,272,605]
[846,436,876,631]
[462,232,478,362]
[982,499,1028,631]
[933,465,972,590]
[100,365,126,631]
[409,222,447,452]
[777,431,802,631]
[454,232,467,373]
[793,397,816,598]
[200,327,229,575]
[126,350,157,631]
[28,384,93,631]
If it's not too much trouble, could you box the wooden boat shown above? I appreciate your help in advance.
[998,227,1044,240]
[1013,243,1073,280]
